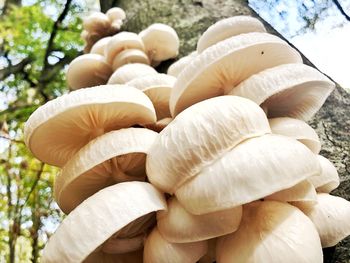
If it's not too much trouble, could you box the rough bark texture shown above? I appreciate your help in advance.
[116,0,350,261]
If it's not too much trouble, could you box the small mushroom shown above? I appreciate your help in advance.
[167,51,197,77]
[300,193,350,248]
[83,12,111,34]
[269,117,321,154]
[157,197,242,243]
[197,16,266,53]
[308,155,340,193]
[66,54,112,90]
[127,74,176,120]
[41,182,166,262]
[54,128,158,214]
[139,23,179,62]
[229,63,335,121]
[90,36,112,56]
[143,227,208,263]
[106,7,126,31]
[108,63,157,84]
[24,85,156,167]
[112,49,150,71]
[216,201,323,263]
[175,134,320,215]
[146,96,271,194]
[170,32,302,116]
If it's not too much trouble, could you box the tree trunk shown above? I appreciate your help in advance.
[104,0,350,262]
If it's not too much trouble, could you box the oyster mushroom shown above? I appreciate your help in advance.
[197,16,266,53]
[127,74,176,120]
[90,36,112,55]
[216,201,323,263]
[24,85,156,167]
[167,51,197,77]
[83,12,111,34]
[66,54,112,90]
[54,128,158,214]
[144,117,173,133]
[146,96,271,194]
[112,49,150,71]
[106,7,126,30]
[41,182,166,262]
[143,227,207,263]
[269,117,321,154]
[108,63,157,84]
[229,63,335,121]
[157,197,242,243]
[170,32,302,116]
[84,250,143,263]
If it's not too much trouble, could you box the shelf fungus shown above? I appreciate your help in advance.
[108,63,157,84]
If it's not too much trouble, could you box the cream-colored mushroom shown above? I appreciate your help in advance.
[90,36,112,55]
[146,96,271,194]
[106,7,126,30]
[170,32,302,116]
[83,12,111,34]
[157,197,242,243]
[84,250,143,263]
[197,16,266,53]
[167,51,197,77]
[24,85,156,167]
[112,49,150,71]
[42,182,166,263]
[108,63,157,84]
[269,117,321,154]
[229,63,335,121]
[143,227,207,263]
[54,128,158,214]
[216,201,323,263]
[198,239,217,263]
[175,134,320,214]
[66,54,112,90]
[127,74,176,120]
[300,193,350,248]
[144,117,173,133]
[139,23,179,62]
[309,155,340,193]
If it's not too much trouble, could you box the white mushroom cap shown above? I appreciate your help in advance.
[170,32,302,116]
[269,117,321,154]
[146,96,271,194]
[66,54,112,90]
[157,197,242,243]
[175,134,320,214]
[105,32,145,64]
[143,227,208,263]
[54,128,158,214]
[197,16,266,53]
[42,182,166,263]
[83,12,111,33]
[216,201,323,263]
[309,155,340,193]
[301,193,350,248]
[90,36,112,55]
[127,74,176,119]
[106,7,126,22]
[112,49,150,71]
[229,63,335,121]
[167,51,197,77]
[24,85,156,167]
[108,63,157,84]
[139,23,179,62]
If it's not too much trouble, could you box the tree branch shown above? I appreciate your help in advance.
[333,0,350,21]
[0,57,32,80]
[0,135,25,145]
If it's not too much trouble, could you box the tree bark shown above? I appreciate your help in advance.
[106,0,350,262]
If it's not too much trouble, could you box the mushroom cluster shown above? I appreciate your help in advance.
[23,14,350,263]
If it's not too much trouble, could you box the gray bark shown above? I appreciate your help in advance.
[115,0,350,261]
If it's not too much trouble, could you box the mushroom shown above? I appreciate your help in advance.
[146,96,271,194]
[269,117,321,154]
[108,63,157,84]
[24,85,156,167]
[170,32,302,116]
[229,63,335,121]
[157,197,242,243]
[198,238,217,263]
[144,117,173,133]
[90,36,112,56]
[112,49,150,71]
[300,193,350,248]
[143,227,208,263]
[106,7,126,31]
[127,74,176,120]
[308,155,340,193]
[83,12,111,34]
[139,23,179,63]
[216,201,323,263]
[197,16,266,53]
[175,134,320,215]
[54,128,158,214]
[167,51,197,77]
[84,249,143,263]
[66,54,112,90]
[105,32,145,64]
[41,182,166,262]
